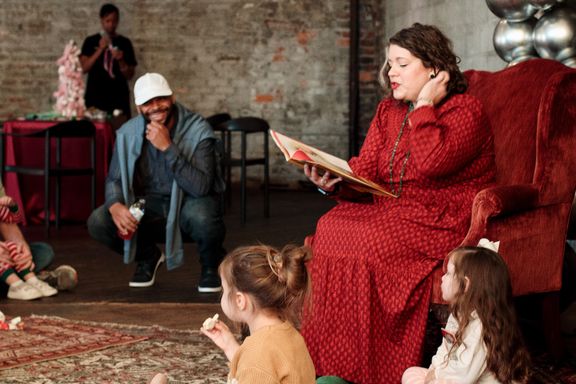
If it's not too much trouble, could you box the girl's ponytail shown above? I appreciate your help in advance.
[220,244,313,327]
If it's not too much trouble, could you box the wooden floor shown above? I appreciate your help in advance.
[1,186,575,358]
[1,187,335,329]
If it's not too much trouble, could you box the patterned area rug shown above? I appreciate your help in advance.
[0,316,228,383]
[0,316,147,371]
[531,353,576,384]
[1,315,574,383]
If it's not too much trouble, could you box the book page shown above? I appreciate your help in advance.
[270,130,352,172]
[270,130,397,198]
[292,141,352,173]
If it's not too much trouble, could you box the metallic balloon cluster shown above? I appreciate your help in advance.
[488,0,576,67]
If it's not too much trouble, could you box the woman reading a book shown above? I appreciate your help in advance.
[300,23,495,384]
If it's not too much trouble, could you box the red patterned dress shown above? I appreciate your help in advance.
[301,94,495,384]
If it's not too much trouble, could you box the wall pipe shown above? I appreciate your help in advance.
[349,0,360,157]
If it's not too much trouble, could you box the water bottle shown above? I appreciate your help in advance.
[117,199,145,240]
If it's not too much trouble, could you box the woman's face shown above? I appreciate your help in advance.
[387,44,431,103]
[441,259,460,304]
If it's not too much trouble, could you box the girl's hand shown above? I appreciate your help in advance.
[416,70,450,108]
[304,164,342,192]
[14,242,34,271]
[200,320,240,362]
[12,242,33,271]
[0,196,14,207]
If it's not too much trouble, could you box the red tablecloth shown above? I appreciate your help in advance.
[2,119,114,225]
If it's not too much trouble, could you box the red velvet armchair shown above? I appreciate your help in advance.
[430,59,576,354]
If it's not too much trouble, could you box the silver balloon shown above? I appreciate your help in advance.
[486,0,538,21]
[528,0,558,9]
[533,5,576,66]
[493,18,538,65]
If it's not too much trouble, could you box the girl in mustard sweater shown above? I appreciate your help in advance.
[151,244,315,384]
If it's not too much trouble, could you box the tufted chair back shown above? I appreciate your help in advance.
[430,59,576,356]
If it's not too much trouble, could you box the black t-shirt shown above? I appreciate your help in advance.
[81,33,137,115]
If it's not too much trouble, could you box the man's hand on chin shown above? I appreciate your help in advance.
[145,120,171,151]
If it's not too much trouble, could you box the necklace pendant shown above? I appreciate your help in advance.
[388,104,413,197]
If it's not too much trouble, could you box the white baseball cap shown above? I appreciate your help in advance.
[133,73,173,106]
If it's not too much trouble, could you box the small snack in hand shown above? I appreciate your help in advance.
[202,313,219,330]
[0,315,24,331]
[8,316,23,330]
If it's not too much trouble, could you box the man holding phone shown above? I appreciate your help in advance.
[87,73,226,293]
[80,3,137,119]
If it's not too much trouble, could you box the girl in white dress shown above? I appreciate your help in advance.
[402,243,530,384]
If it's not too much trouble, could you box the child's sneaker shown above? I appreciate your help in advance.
[38,265,78,291]
[26,277,58,297]
[7,281,43,300]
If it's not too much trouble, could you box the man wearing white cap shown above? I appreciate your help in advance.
[87,73,226,293]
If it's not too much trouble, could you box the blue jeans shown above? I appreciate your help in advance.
[87,194,226,268]
[30,242,55,271]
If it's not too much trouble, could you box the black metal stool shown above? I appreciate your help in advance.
[212,117,270,224]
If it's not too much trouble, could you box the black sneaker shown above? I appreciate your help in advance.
[129,253,165,288]
[198,267,222,293]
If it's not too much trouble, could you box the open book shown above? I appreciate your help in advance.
[270,130,397,198]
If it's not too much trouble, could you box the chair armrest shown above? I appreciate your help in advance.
[463,184,540,245]
[476,184,540,215]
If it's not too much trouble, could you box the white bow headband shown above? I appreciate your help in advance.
[477,238,500,252]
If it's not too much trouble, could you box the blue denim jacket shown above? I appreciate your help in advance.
[105,102,224,270]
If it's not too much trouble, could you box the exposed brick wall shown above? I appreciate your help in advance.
[357,0,385,148]
[0,0,502,188]
[0,0,354,187]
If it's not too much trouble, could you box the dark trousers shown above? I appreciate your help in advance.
[87,195,226,268]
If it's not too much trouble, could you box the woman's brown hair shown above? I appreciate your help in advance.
[219,244,312,327]
[379,23,467,97]
[448,246,531,384]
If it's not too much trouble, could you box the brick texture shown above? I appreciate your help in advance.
[0,0,501,188]
[0,0,355,187]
